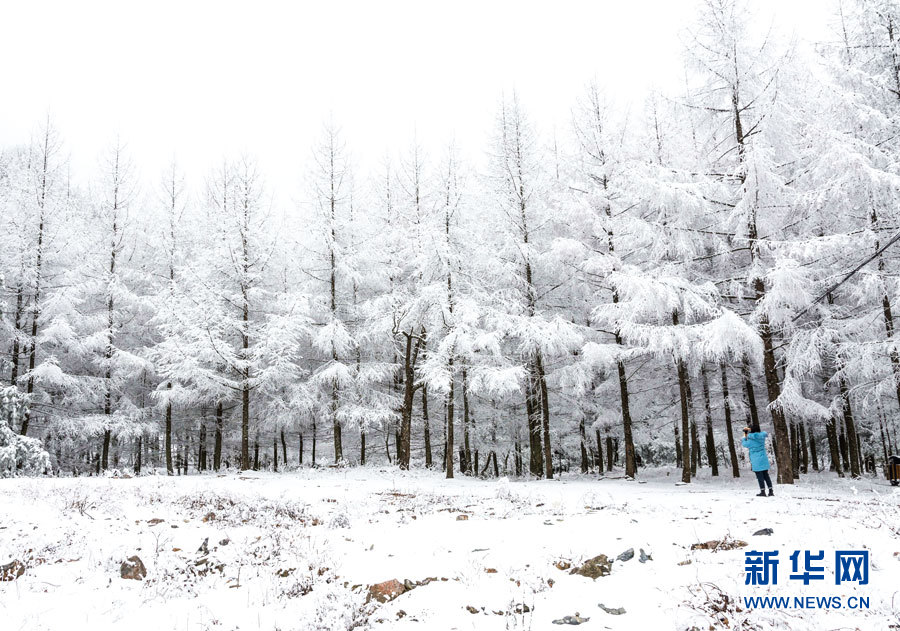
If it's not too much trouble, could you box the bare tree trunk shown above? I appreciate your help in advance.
[165,400,174,475]
[579,415,588,473]
[690,418,700,474]
[616,356,636,478]
[838,375,861,478]
[606,436,614,472]
[272,434,278,472]
[799,422,809,474]
[857,431,865,477]
[463,369,472,474]
[721,362,740,477]
[213,401,223,471]
[595,429,603,474]
[462,368,478,475]
[397,331,423,470]
[199,414,207,471]
[825,414,844,477]
[675,422,682,470]
[423,385,432,468]
[758,311,792,483]
[332,381,342,463]
[673,311,691,483]
[839,422,850,471]
[9,284,23,386]
[241,377,250,470]
[808,423,819,472]
[446,357,455,478]
[525,358,543,477]
[790,420,800,478]
[536,353,553,480]
[700,365,719,476]
[280,429,287,467]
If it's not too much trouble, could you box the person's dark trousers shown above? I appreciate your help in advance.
[755,470,773,490]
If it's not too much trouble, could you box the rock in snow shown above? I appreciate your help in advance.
[616,548,635,562]
[552,614,591,625]
[752,527,774,536]
[120,556,147,580]
[367,579,407,603]
[599,603,627,615]
[0,559,25,581]
[570,554,612,579]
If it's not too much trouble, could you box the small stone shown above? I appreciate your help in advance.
[639,548,652,563]
[0,560,25,581]
[120,556,147,580]
[368,579,407,603]
[677,559,692,566]
[197,538,209,555]
[552,614,590,625]
[466,605,480,614]
[456,514,469,521]
[598,603,626,615]
[147,518,164,526]
[484,567,498,573]
[570,554,612,579]
[219,538,230,546]
[752,528,774,536]
[616,548,634,562]
[202,511,216,522]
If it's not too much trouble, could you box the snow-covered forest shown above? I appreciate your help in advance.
[3,0,900,489]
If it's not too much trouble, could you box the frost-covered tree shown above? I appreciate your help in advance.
[304,121,360,464]
[0,386,50,476]
[684,0,797,483]
[484,93,581,479]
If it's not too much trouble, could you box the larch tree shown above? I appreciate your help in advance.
[305,121,359,464]
[685,0,796,483]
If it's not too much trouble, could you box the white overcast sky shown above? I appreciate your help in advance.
[1,0,831,199]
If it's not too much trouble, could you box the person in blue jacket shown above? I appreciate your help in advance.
[741,426,774,497]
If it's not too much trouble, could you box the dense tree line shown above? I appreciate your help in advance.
[2,0,900,483]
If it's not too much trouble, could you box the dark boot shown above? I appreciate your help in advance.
[768,488,774,497]
[756,490,766,497]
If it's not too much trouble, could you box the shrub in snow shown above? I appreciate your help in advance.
[302,579,370,631]
[327,510,351,529]
[0,387,51,476]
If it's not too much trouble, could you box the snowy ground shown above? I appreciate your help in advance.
[1,468,899,631]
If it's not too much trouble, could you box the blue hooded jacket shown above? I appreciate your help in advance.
[741,431,770,472]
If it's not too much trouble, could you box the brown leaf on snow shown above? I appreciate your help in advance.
[690,537,747,551]
[0,560,25,581]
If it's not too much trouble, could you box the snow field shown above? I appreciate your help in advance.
[1,468,898,630]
